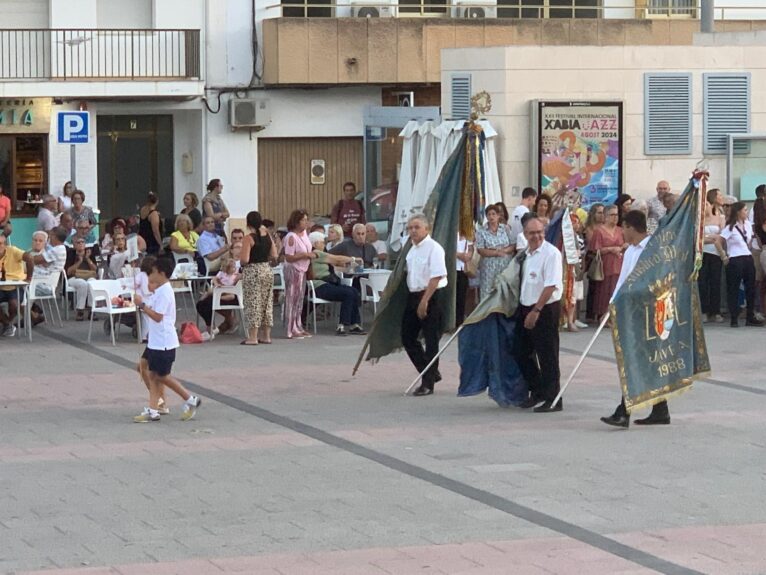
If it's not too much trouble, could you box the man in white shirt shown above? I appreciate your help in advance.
[600,210,670,428]
[37,195,59,232]
[365,223,388,266]
[515,216,563,413]
[403,215,448,397]
[509,187,538,245]
[133,257,201,423]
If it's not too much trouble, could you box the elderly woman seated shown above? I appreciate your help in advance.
[169,214,199,259]
[308,231,366,336]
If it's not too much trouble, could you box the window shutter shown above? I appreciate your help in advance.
[644,73,692,155]
[451,74,472,120]
[704,73,750,155]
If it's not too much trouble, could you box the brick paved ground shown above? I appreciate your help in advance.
[1,309,765,575]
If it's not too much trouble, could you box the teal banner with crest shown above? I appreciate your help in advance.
[610,174,711,412]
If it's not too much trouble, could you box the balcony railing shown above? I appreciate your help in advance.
[0,29,200,80]
[264,1,766,19]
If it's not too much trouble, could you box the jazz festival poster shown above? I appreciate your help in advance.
[537,101,623,209]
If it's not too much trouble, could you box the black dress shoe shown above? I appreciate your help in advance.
[634,413,670,425]
[746,318,764,327]
[519,396,543,409]
[730,320,739,328]
[412,385,434,397]
[600,414,630,428]
[533,400,563,413]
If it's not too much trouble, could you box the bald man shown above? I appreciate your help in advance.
[647,180,670,234]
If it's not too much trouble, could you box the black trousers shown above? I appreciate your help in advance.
[697,252,722,316]
[196,296,238,327]
[726,255,756,321]
[401,289,443,389]
[515,301,561,402]
[455,270,468,327]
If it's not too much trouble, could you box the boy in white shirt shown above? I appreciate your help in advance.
[133,257,201,423]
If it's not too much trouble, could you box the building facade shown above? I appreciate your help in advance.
[2,0,765,247]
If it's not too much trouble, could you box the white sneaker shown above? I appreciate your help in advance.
[756,312,765,322]
[181,395,201,421]
[573,320,588,329]
[134,407,160,423]
[156,398,170,415]
[3,324,16,337]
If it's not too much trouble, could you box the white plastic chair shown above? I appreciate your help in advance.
[211,281,246,337]
[61,271,76,320]
[170,263,195,319]
[360,270,391,318]
[306,280,333,334]
[87,279,140,346]
[172,251,193,265]
[272,264,286,322]
[27,274,64,331]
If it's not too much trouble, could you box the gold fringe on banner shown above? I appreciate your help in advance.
[459,122,484,241]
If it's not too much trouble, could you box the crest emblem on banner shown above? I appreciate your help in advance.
[650,273,675,341]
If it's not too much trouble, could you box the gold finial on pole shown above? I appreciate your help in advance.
[470,91,492,121]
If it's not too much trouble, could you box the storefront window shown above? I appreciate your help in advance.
[0,135,47,217]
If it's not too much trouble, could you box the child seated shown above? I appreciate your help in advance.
[195,256,241,336]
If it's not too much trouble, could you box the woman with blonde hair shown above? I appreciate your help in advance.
[326,224,344,251]
[169,214,199,257]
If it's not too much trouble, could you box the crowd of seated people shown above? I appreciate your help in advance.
[0,182,402,341]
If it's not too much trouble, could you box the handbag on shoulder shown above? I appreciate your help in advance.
[587,250,604,282]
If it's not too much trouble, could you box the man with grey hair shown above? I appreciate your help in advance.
[647,180,670,234]
[402,214,447,397]
[37,194,59,232]
[330,222,376,268]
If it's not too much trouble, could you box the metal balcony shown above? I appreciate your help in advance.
[0,29,201,80]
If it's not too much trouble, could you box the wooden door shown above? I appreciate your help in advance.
[258,137,363,228]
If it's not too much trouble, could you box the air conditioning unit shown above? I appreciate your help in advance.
[229,98,271,130]
[453,0,496,18]
[351,0,397,17]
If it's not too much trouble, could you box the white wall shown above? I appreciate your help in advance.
[49,0,96,27]
[206,87,381,220]
[96,0,152,28]
[0,0,49,28]
[442,44,766,204]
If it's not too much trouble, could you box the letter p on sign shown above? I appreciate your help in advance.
[57,111,90,144]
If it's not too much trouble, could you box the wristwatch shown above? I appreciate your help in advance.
[534,307,543,313]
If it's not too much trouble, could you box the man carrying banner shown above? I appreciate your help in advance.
[601,210,655,428]
[600,173,710,429]
[516,216,563,413]
[402,214,448,397]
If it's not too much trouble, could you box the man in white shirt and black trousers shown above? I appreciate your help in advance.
[516,216,564,413]
[403,214,448,397]
[601,210,669,428]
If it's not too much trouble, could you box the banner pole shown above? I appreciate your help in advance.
[551,311,610,407]
[404,326,464,396]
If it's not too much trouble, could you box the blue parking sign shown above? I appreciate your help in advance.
[58,111,90,144]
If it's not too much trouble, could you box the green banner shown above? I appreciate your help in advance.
[610,174,711,412]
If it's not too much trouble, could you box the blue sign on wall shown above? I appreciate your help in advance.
[57,111,90,144]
